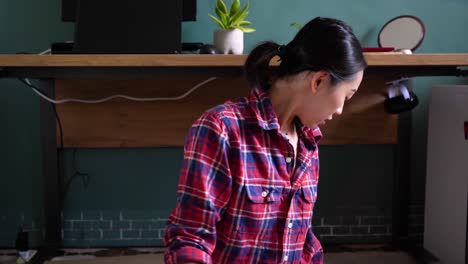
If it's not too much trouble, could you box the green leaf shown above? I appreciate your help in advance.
[239,27,256,33]
[238,20,252,26]
[209,14,226,29]
[215,8,228,26]
[290,22,303,29]
[229,0,240,17]
[216,0,228,15]
[229,2,249,26]
[230,10,249,27]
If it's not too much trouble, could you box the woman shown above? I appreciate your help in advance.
[164,17,367,264]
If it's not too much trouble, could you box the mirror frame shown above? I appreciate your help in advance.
[378,15,426,51]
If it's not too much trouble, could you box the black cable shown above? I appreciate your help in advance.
[17,79,64,150]
[73,150,90,188]
[53,105,64,150]
[17,78,90,208]
[52,103,66,210]
[18,78,66,210]
[63,149,90,199]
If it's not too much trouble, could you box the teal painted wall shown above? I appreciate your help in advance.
[1,0,467,247]
[0,0,73,246]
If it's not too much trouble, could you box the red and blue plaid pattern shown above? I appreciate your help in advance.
[164,88,323,264]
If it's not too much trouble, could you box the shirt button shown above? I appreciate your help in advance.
[288,222,293,228]
[284,255,289,261]
[261,191,268,197]
[286,157,292,163]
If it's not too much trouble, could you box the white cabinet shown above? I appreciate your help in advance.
[425,85,468,264]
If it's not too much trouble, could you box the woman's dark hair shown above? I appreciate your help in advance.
[244,17,367,90]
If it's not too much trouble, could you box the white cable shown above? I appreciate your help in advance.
[39,48,51,55]
[26,77,217,104]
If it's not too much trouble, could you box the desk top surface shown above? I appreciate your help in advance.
[0,53,467,67]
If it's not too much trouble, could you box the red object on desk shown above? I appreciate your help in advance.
[362,47,395,52]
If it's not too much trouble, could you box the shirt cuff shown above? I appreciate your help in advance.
[165,246,212,264]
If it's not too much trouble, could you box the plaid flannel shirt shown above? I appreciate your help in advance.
[164,88,323,264]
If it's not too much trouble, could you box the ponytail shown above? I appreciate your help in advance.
[244,41,281,90]
[244,17,367,91]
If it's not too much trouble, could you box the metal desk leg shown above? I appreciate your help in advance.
[392,107,411,248]
[38,79,61,256]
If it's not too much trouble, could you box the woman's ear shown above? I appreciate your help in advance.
[309,71,330,94]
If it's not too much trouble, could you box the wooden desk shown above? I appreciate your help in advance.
[1,53,467,254]
[0,53,468,66]
[1,53,467,147]
[0,53,467,79]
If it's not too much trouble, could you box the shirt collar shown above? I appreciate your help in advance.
[247,88,323,145]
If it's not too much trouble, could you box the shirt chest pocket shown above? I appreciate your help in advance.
[237,185,284,234]
[301,184,318,204]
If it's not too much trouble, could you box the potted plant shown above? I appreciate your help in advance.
[209,0,255,54]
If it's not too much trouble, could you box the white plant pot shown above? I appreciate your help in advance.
[214,29,244,55]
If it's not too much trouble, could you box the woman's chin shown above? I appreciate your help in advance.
[311,123,324,129]
[308,120,326,129]
[316,120,326,127]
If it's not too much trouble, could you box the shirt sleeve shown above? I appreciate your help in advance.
[164,110,232,264]
[302,226,324,264]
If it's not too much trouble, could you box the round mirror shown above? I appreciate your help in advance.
[378,15,425,51]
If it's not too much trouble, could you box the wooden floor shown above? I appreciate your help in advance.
[326,251,419,264]
[45,254,164,264]
[40,251,422,264]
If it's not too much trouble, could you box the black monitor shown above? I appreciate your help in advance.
[71,0,184,54]
[61,0,197,22]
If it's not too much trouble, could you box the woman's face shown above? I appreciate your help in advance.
[297,70,364,128]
